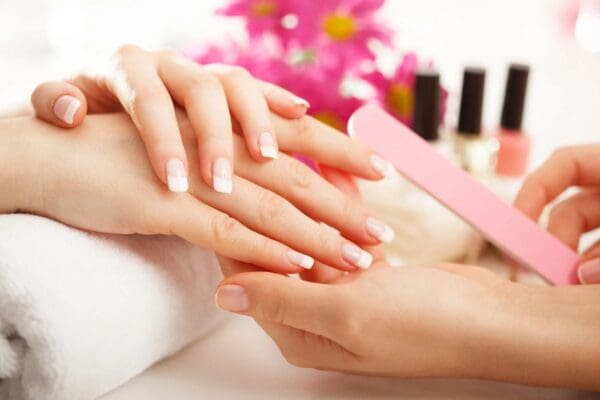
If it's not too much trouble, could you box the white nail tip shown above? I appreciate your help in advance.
[378,226,395,243]
[370,155,394,177]
[287,251,315,270]
[213,177,233,194]
[292,96,310,107]
[63,99,81,124]
[297,255,314,269]
[167,176,189,193]
[260,145,279,159]
[355,250,373,270]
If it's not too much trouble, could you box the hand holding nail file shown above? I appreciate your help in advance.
[348,105,580,285]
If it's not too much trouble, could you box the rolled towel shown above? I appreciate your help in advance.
[0,214,225,400]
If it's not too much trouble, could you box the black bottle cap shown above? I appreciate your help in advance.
[458,67,486,136]
[412,69,440,141]
[501,63,529,131]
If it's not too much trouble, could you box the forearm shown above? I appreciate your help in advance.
[471,283,600,390]
[0,117,41,214]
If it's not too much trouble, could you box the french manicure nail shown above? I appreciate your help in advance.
[578,258,600,284]
[259,132,278,159]
[215,284,248,312]
[213,157,233,194]
[291,95,310,108]
[166,158,189,193]
[287,250,314,270]
[53,95,81,125]
[342,243,373,269]
[370,154,394,177]
[366,217,395,243]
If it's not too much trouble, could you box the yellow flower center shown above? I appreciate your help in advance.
[386,83,413,119]
[322,13,357,41]
[251,1,277,17]
[314,111,345,131]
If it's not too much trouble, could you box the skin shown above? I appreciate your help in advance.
[0,112,389,273]
[30,45,327,192]
[214,143,600,390]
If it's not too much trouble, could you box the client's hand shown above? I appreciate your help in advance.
[30,45,387,194]
[515,145,600,283]
[216,258,508,378]
[6,112,392,272]
[216,257,600,390]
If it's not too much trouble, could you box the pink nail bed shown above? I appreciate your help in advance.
[348,105,580,286]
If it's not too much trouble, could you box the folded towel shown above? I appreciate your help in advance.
[0,214,225,400]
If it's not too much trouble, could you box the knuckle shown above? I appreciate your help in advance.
[210,214,240,244]
[224,65,252,81]
[115,43,141,57]
[288,160,314,191]
[185,73,222,99]
[291,115,311,137]
[257,192,287,224]
[549,201,574,221]
[264,295,287,325]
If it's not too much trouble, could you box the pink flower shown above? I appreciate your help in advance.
[218,0,288,39]
[290,0,392,66]
[362,53,418,125]
[363,53,447,127]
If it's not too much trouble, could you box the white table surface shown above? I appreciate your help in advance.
[102,315,599,400]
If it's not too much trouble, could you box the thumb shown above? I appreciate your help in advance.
[578,241,600,284]
[31,81,88,128]
[215,272,343,337]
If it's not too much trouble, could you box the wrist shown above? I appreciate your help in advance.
[0,117,45,214]
[468,282,600,390]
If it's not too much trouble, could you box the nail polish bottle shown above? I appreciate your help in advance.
[495,64,531,177]
[453,67,499,176]
[412,69,455,161]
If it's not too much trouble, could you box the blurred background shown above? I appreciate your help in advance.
[1,0,599,166]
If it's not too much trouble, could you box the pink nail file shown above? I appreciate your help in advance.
[348,105,580,285]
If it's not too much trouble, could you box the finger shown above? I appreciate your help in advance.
[319,165,362,199]
[196,174,373,271]
[269,114,392,180]
[233,147,394,246]
[158,55,234,193]
[109,45,189,193]
[216,256,262,278]
[515,145,600,221]
[169,195,311,274]
[215,271,347,338]
[31,81,87,128]
[257,79,310,119]
[546,191,600,250]
[300,260,345,283]
[208,64,279,161]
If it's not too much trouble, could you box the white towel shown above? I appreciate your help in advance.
[0,214,225,400]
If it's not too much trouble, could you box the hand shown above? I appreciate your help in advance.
[30,44,320,194]
[215,259,507,377]
[216,258,600,390]
[515,145,600,284]
[4,112,393,272]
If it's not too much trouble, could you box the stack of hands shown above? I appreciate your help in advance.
[2,45,600,391]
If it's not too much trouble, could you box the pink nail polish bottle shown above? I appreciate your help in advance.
[495,64,531,177]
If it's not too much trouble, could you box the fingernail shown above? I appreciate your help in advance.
[215,284,248,312]
[53,95,81,125]
[259,132,278,159]
[370,154,394,177]
[342,243,373,269]
[578,258,600,284]
[213,157,233,194]
[287,250,314,270]
[366,217,395,243]
[291,95,310,108]
[166,158,188,193]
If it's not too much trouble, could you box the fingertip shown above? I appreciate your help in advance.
[31,81,88,128]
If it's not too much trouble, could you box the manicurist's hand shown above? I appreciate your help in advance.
[515,145,600,284]
[216,257,600,390]
[0,112,394,272]
[30,44,316,194]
